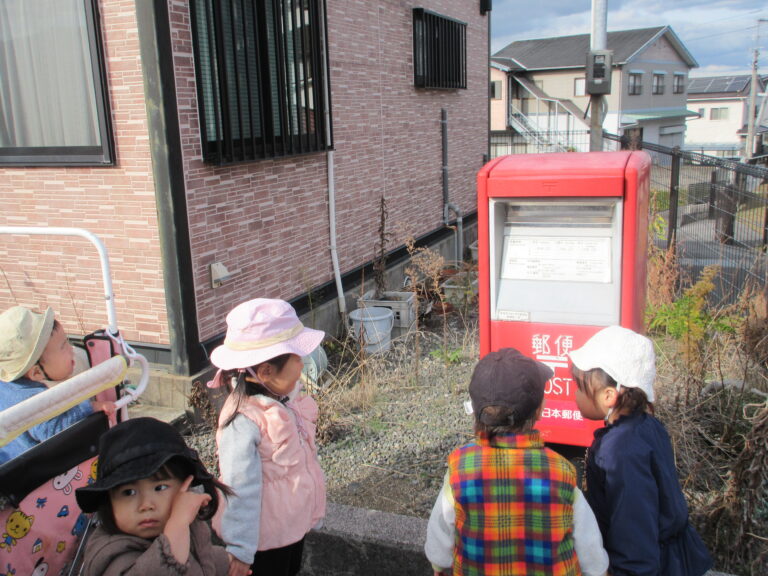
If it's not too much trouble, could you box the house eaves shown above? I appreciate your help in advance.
[620,107,700,124]
[623,26,698,68]
[491,56,524,72]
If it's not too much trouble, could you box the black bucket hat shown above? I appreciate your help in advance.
[75,417,212,513]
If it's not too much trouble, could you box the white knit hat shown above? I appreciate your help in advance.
[568,326,656,402]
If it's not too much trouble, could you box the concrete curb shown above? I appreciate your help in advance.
[301,502,431,575]
[301,502,735,576]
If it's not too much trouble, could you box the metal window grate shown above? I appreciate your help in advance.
[190,0,332,164]
[412,8,466,90]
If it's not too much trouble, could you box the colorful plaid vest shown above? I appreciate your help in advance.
[447,431,581,576]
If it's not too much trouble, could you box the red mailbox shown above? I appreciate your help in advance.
[477,151,651,446]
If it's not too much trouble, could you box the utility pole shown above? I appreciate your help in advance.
[745,19,767,161]
[589,0,609,151]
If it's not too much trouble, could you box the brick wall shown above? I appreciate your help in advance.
[170,0,489,342]
[0,0,488,352]
[0,0,169,345]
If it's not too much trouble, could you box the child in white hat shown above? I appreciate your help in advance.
[0,306,115,463]
[208,299,325,576]
[569,326,712,576]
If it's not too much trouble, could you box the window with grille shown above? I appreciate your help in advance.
[628,73,642,95]
[490,81,502,99]
[673,73,685,94]
[190,0,332,165]
[412,8,466,89]
[652,73,665,95]
[0,0,114,166]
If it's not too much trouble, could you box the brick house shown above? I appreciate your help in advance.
[0,0,489,408]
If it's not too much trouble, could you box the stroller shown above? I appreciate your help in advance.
[0,227,149,576]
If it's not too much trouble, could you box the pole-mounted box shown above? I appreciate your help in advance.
[586,50,612,95]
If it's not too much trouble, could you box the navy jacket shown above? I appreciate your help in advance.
[585,412,712,576]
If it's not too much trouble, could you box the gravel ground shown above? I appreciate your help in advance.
[185,313,480,519]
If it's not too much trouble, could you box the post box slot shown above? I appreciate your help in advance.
[490,198,622,325]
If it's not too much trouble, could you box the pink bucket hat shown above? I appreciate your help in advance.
[210,299,324,371]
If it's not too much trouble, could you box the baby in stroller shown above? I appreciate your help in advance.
[0,305,116,464]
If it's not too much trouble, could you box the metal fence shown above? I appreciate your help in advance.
[489,131,768,303]
[605,134,768,303]
[490,129,595,157]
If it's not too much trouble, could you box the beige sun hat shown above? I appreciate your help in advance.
[568,325,656,402]
[0,306,55,382]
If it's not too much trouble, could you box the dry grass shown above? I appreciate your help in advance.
[648,248,768,576]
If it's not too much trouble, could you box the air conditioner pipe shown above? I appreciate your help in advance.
[441,109,463,263]
[319,0,347,323]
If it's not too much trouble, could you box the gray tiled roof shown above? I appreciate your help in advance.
[492,26,697,71]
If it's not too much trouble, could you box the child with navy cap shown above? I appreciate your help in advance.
[425,347,608,576]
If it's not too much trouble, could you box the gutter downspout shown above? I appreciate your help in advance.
[441,108,463,263]
[320,0,347,322]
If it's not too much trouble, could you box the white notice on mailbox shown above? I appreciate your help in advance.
[502,236,611,283]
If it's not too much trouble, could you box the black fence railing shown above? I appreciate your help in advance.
[605,134,768,303]
[488,131,768,303]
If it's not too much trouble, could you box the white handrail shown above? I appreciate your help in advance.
[0,226,150,423]
[0,226,118,334]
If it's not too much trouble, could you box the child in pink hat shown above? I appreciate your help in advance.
[209,299,325,576]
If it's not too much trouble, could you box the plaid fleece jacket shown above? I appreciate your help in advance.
[447,431,581,576]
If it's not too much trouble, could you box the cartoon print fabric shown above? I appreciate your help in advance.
[0,456,96,576]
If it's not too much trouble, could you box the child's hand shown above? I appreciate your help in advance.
[227,554,252,576]
[169,476,212,527]
[163,476,211,564]
[91,400,117,415]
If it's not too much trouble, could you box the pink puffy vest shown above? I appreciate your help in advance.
[217,392,326,551]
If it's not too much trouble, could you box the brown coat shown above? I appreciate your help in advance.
[81,519,229,576]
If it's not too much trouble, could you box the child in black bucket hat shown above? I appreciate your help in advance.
[424,348,608,576]
[75,417,231,576]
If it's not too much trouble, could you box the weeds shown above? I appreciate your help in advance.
[646,253,768,575]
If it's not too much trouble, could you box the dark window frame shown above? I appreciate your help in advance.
[190,0,332,165]
[673,74,685,94]
[628,72,643,96]
[652,73,665,95]
[0,0,114,167]
[490,80,502,99]
[412,8,467,90]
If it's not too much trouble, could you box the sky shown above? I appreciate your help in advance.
[491,0,768,77]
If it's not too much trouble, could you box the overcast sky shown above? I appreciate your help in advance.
[491,0,768,77]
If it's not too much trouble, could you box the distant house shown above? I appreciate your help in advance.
[685,75,768,159]
[491,26,698,152]
[0,1,489,411]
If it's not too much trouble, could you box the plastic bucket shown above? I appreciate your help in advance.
[302,345,328,385]
[349,306,394,354]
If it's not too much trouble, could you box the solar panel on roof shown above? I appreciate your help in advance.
[688,76,749,94]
